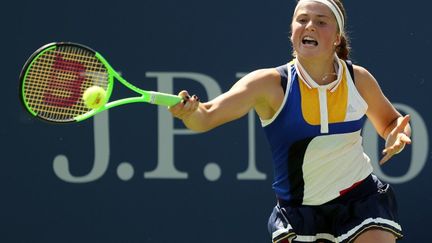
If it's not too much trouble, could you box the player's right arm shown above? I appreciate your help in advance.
[169,68,283,132]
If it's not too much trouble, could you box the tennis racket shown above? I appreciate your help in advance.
[19,42,182,123]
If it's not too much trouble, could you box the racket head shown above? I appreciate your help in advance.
[19,42,114,123]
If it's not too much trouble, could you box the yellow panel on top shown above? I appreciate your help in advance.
[300,68,348,126]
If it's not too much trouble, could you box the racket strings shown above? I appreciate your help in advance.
[23,45,109,122]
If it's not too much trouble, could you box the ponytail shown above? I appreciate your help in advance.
[336,34,351,60]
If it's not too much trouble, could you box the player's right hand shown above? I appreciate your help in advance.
[168,90,200,120]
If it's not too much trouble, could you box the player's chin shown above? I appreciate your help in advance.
[296,49,321,59]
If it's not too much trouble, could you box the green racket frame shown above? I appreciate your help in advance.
[20,42,182,123]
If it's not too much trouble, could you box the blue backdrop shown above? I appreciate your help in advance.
[2,0,431,242]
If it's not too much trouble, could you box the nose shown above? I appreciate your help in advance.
[305,20,316,31]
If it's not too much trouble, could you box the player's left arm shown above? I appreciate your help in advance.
[354,65,412,164]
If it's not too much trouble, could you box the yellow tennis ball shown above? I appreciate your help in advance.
[82,86,106,109]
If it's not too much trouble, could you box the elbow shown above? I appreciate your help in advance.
[184,120,218,132]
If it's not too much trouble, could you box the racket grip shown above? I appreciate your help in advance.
[148,91,182,106]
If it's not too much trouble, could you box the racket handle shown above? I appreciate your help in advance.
[148,91,182,106]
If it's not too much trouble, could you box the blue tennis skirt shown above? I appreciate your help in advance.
[268,174,403,243]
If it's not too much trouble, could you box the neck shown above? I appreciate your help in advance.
[296,55,338,85]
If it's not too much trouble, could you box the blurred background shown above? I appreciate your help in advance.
[2,0,430,242]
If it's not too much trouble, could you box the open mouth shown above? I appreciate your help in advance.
[302,36,318,46]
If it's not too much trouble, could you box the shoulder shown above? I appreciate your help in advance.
[233,68,281,92]
[234,68,284,119]
[352,64,383,99]
[241,68,281,83]
[353,65,383,105]
[352,64,372,81]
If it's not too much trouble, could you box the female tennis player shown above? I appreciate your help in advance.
[169,0,411,242]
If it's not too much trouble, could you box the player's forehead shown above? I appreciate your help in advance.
[294,1,334,18]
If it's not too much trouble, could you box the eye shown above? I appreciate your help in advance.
[297,17,308,24]
[318,20,327,26]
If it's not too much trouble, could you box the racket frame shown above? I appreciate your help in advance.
[20,42,182,123]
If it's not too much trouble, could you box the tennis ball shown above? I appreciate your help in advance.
[82,86,106,109]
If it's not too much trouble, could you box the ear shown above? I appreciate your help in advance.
[334,34,342,46]
[289,26,294,42]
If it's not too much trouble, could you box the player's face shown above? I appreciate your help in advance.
[291,1,340,60]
